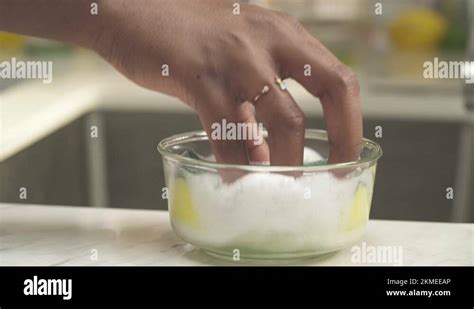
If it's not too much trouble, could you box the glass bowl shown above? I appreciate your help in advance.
[157,129,382,262]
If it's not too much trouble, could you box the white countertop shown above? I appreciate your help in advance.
[1,51,471,162]
[0,203,472,266]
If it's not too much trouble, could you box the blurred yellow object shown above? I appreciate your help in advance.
[345,183,370,231]
[170,177,199,228]
[389,8,448,50]
[0,32,25,49]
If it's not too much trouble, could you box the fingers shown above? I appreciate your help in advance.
[274,18,363,164]
[252,81,305,166]
[196,88,271,170]
[195,90,249,166]
[319,87,363,164]
[198,78,304,168]
[237,64,305,166]
[235,102,270,165]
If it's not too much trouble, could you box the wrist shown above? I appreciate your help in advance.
[86,0,172,61]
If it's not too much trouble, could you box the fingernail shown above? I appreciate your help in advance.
[249,161,270,166]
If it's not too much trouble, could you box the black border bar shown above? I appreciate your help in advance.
[0,266,472,306]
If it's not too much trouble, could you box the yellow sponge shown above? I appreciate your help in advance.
[345,183,371,231]
[170,177,199,228]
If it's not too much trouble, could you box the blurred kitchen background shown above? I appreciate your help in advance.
[1,0,473,223]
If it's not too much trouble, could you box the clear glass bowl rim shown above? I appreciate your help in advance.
[157,129,383,172]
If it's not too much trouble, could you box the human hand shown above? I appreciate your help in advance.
[91,0,363,166]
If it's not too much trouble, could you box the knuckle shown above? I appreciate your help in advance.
[224,30,254,52]
[249,10,304,37]
[278,13,304,34]
[333,64,360,95]
[279,107,306,130]
[245,6,281,31]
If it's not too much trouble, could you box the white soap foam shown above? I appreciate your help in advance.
[171,148,374,253]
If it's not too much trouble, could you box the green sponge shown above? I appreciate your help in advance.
[304,159,327,166]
